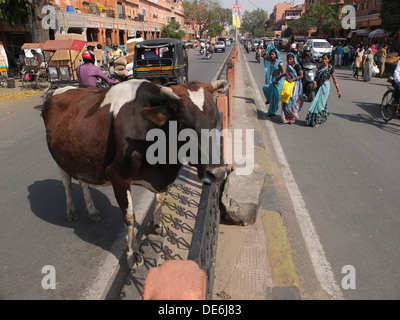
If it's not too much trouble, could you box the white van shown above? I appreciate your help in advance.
[306,39,332,61]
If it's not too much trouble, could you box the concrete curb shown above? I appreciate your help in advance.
[237,48,301,299]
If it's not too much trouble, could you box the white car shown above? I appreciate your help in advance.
[214,41,226,52]
[306,39,332,61]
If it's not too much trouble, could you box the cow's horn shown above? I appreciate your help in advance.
[160,87,181,101]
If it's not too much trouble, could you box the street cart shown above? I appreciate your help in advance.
[20,42,46,89]
[0,42,9,87]
[41,39,87,102]
[133,38,189,86]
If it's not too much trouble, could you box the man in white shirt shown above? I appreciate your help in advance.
[393,61,400,107]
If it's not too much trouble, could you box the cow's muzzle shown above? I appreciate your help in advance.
[200,165,227,184]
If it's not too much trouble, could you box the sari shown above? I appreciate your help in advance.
[305,65,333,127]
[263,47,284,115]
[363,49,374,82]
[281,53,304,123]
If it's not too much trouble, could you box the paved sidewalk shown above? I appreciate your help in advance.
[212,48,300,300]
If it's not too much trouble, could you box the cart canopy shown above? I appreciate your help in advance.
[22,43,45,50]
[42,39,86,52]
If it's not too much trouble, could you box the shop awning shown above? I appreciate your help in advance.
[368,29,392,38]
[354,29,369,36]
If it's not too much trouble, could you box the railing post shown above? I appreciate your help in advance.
[226,59,234,127]
[216,90,229,162]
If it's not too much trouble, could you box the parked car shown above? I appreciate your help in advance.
[305,39,332,62]
[214,41,226,53]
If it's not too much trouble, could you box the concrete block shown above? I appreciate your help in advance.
[142,260,206,300]
[220,163,266,226]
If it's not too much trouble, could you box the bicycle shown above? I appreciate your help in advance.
[381,77,400,122]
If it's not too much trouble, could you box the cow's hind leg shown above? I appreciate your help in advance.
[58,167,79,221]
[153,193,168,236]
[79,181,104,222]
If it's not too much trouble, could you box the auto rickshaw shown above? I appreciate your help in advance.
[133,38,189,86]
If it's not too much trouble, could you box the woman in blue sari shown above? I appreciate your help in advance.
[262,48,285,116]
[305,54,342,128]
[281,52,304,124]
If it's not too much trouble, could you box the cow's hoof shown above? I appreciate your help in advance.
[88,211,104,222]
[127,252,144,269]
[154,223,169,237]
[67,210,79,222]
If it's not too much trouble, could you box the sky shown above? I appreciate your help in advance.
[220,0,304,15]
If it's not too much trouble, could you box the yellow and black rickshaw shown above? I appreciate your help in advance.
[133,38,189,86]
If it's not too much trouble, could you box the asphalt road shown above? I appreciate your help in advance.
[0,47,231,300]
[243,47,400,300]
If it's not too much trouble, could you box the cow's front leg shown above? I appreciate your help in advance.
[58,166,78,221]
[111,180,143,268]
[79,181,104,222]
[153,193,168,236]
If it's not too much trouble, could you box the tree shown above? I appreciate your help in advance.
[380,0,400,32]
[182,0,223,39]
[207,23,224,38]
[161,20,186,39]
[288,0,342,37]
[240,9,268,37]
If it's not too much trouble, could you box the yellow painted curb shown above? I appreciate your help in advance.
[261,209,299,288]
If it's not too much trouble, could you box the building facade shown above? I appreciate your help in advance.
[353,0,381,31]
[49,0,195,44]
[269,1,295,30]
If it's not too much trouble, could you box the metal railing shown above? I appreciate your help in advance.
[187,181,222,300]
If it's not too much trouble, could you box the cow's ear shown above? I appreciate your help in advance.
[140,105,171,126]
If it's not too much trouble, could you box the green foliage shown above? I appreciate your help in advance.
[207,23,224,38]
[182,0,231,39]
[0,0,31,25]
[161,20,186,40]
[380,0,400,32]
[288,0,342,35]
[240,9,268,37]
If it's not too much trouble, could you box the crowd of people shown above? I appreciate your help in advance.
[260,38,400,128]
[262,42,341,128]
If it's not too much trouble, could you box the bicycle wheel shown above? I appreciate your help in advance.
[22,71,36,89]
[36,70,49,90]
[0,75,6,87]
[381,89,396,122]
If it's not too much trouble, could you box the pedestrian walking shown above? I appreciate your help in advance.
[377,44,388,78]
[363,48,376,82]
[281,52,304,124]
[262,48,285,116]
[334,43,343,68]
[353,45,365,79]
[305,54,342,128]
[262,41,277,105]
[343,44,350,66]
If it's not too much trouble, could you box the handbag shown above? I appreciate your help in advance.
[350,63,354,70]
[372,65,379,75]
[279,80,295,104]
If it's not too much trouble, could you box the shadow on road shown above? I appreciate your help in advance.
[27,179,126,257]
[331,101,400,135]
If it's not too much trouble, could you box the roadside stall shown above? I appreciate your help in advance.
[0,42,9,87]
[41,39,87,102]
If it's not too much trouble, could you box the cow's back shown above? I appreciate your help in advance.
[43,87,115,184]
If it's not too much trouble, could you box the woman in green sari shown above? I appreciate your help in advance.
[262,48,285,116]
[305,54,342,128]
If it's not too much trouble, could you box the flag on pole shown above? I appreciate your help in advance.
[232,4,241,28]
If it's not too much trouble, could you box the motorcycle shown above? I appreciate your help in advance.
[203,45,213,60]
[255,48,262,63]
[245,43,250,54]
[302,62,317,102]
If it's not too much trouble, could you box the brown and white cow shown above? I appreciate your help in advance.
[42,79,228,268]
